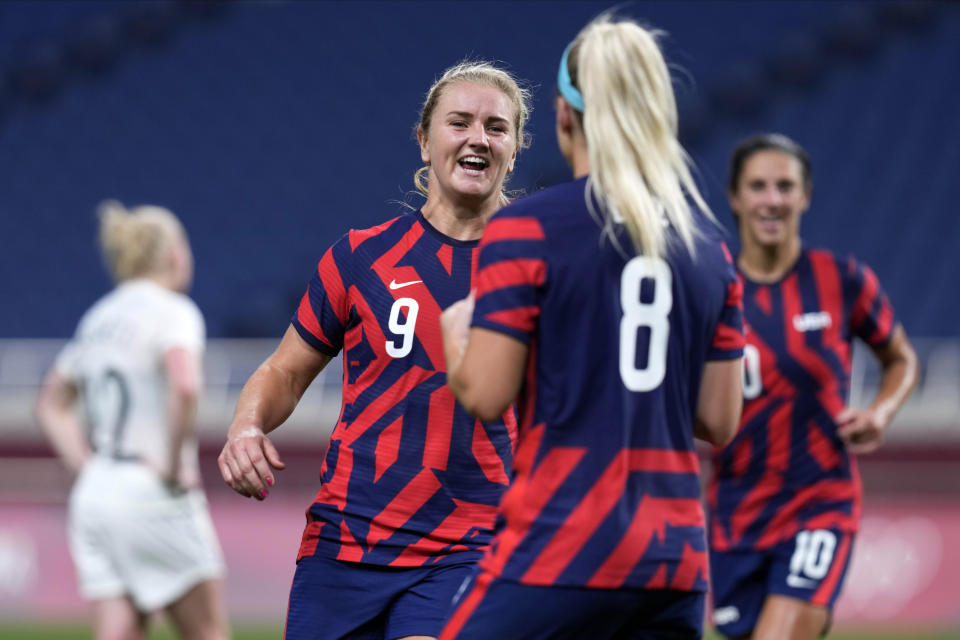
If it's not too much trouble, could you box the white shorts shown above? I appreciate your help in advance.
[68,458,225,612]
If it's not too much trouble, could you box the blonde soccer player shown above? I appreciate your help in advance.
[37,201,228,640]
[218,62,531,640]
[439,15,745,640]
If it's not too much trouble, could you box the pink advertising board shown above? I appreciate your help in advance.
[2,497,958,631]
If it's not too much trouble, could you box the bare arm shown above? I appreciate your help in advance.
[694,359,744,447]
[35,371,90,476]
[218,325,332,499]
[163,346,201,489]
[838,324,918,454]
[442,296,527,422]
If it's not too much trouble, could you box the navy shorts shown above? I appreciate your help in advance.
[710,528,855,638]
[440,570,705,640]
[285,554,476,640]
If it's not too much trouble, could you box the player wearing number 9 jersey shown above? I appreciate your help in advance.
[707,134,918,640]
[439,15,745,640]
[36,201,229,640]
[218,62,531,640]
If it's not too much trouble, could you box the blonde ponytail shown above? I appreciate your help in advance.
[572,15,713,259]
[97,200,184,283]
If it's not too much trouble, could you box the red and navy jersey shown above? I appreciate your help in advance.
[708,249,896,552]
[291,211,517,567]
[470,177,745,591]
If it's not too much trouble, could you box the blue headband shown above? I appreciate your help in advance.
[558,42,584,112]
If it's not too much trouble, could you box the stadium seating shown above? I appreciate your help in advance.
[1,1,956,338]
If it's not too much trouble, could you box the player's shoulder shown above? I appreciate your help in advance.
[804,246,847,265]
[803,247,868,282]
[143,286,205,346]
[77,281,202,337]
[164,289,203,322]
[345,212,417,250]
[502,177,586,218]
[486,178,587,243]
[693,209,728,244]
[133,280,199,313]
[684,215,736,270]
[73,292,112,337]
[77,284,139,329]
[316,212,417,267]
[114,281,202,330]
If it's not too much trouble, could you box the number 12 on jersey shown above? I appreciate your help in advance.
[619,256,671,392]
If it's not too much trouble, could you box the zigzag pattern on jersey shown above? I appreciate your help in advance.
[469,200,742,591]
[482,425,709,590]
[473,216,548,343]
[292,213,514,566]
[710,250,893,552]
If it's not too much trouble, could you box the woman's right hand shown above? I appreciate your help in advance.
[218,425,286,500]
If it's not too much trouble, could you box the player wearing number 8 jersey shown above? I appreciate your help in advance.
[218,62,530,640]
[707,134,919,640]
[36,201,229,640]
[439,15,745,640]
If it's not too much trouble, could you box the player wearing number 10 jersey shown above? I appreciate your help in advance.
[440,16,745,640]
[708,134,918,640]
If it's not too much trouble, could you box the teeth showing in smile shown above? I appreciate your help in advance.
[458,156,489,171]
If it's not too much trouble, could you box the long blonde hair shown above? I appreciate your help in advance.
[570,15,712,259]
[413,61,532,207]
[97,200,186,283]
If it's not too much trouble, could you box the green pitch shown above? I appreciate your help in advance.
[1,625,958,639]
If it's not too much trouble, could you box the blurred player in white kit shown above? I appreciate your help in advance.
[36,200,229,640]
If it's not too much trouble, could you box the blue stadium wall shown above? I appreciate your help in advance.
[1,0,957,338]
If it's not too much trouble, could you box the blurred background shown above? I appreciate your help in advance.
[1,0,958,637]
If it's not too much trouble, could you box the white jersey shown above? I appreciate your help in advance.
[55,279,205,478]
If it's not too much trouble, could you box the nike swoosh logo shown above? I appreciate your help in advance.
[389,279,423,290]
[786,575,818,589]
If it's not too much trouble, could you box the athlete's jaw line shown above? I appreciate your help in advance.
[751,208,789,239]
[731,151,809,252]
[418,82,517,220]
[744,198,803,248]
[443,137,511,209]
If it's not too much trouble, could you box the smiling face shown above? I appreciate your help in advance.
[729,150,811,251]
[418,81,518,214]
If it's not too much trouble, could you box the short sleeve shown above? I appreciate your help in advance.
[708,244,746,361]
[156,296,205,354]
[846,256,896,347]
[52,340,82,383]
[471,213,548,344]
[291,242,350,355]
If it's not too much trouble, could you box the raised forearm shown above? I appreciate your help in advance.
[227,327,331,440]
[228,361,307,438]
